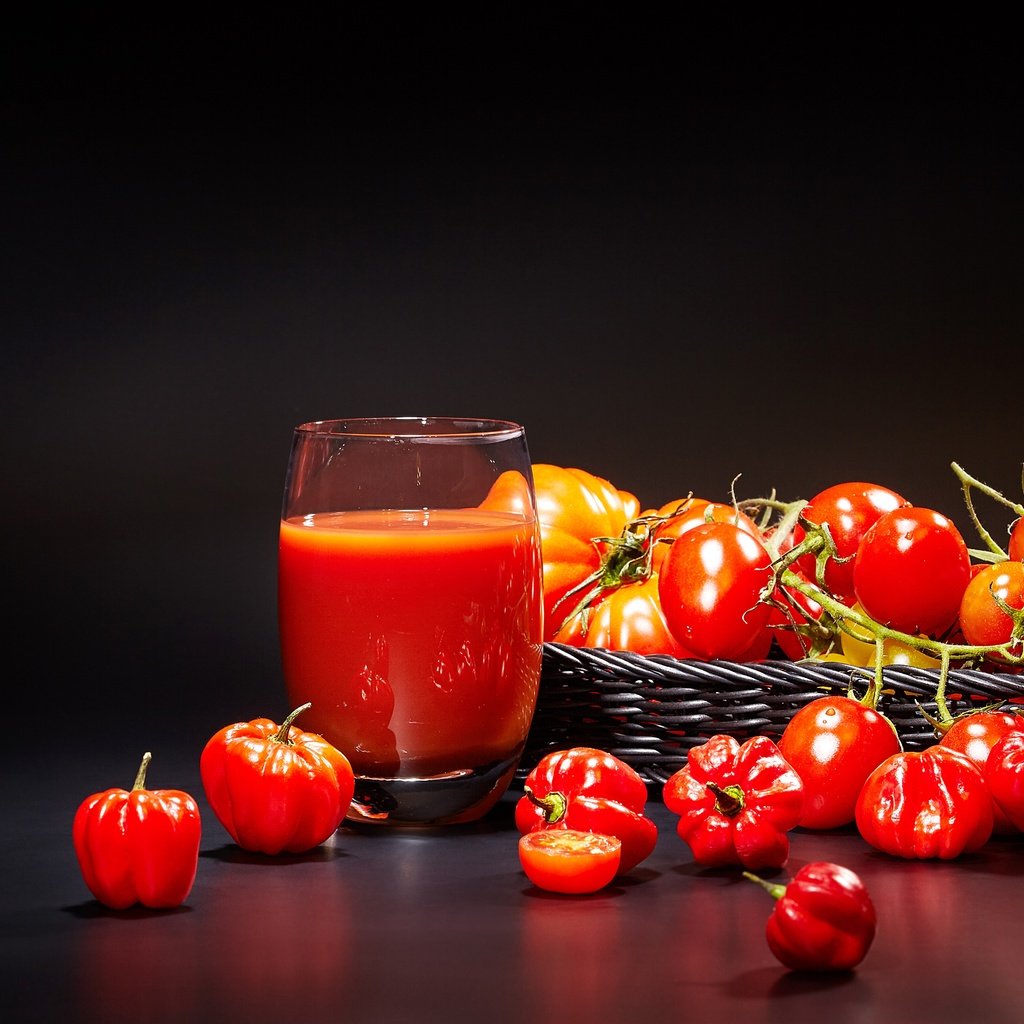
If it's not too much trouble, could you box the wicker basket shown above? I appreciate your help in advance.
[520,642,1024,785]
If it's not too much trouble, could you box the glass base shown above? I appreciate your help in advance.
[346,755,520,826]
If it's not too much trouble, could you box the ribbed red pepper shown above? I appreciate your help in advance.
[855,745,994,859]
[515,747,657,873]
[73,752,202,910]
[662,734,804,870]
[200,703,355,855]
[745,861,877,972]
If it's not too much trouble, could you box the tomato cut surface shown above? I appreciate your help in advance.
[518,829,621,894]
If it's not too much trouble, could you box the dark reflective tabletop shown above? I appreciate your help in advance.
[6,744,1024,1024]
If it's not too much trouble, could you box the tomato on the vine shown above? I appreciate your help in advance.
[645,499,761,574]
[552,574,694,658]
[518,829,622,894]
[778,692,902,830]
[853,507,971,637]
[658,521,773,660]
[795,482,909,604]
[532,465,639,641]
[958,560,1024,662]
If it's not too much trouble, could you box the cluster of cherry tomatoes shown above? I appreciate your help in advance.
[534,463,1024,673]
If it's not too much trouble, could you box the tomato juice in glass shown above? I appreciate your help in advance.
[277,418,543,826]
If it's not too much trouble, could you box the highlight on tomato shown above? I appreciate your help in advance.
[958,560,1024,664]
[794,481,909,605]
[643,498,761,575]
[658,521,774,661]
[853,506,972,638]
[518,829,622,894]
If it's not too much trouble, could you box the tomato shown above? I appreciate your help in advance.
[532,465,639,641]
[958,561,1024,663]
[853,507,971,637]
[940,710,1023,833]
[795,482,909,604]
[658,521,773,660]
[778,694,902,829]
[518,829,622,894]
[1010,517,1024,562]
[643,498,760,574]
[552,574,695,657]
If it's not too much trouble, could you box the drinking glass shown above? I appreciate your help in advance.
[278,416,544,826]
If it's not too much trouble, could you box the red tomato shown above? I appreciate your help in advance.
[658,521,773,660]
[853,507,972,637]
[958,561,1024,663]
[644,498,760,574]
[532,465,639,641]
[778,695,902,829]
[518,829,622,894]
[795,482,909,604]
[1010,517,1024,562]
[940,710,1024,833]
[552,574,695,657]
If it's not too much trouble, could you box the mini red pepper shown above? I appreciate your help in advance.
[744,861,877,972]
[515,746,657,873]
[983,729,1024,832]
[73,751,202,910]
[200,702,355,855]
[662,734,804,870]
[855,745,994,859]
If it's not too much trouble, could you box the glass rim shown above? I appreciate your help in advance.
[293,416,526,441]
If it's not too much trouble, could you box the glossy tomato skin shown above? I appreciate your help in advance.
[532,465,638,641]
[795,482,909,604]
[658,521,773,661]
[553,574,694,658]
[778,695,902,829]
[855,746,994,859]
[646,499,761,574]
[518,829,621,894]
[958,561,1024,663]
[940,710,1024,833]
[853,507,971,637]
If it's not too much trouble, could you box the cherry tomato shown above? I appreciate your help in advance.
[940,710,1023,833]
[778,694,902,829]
[1010,517,1024,562]
[795,482,909,604]
[532,465,639,641]
[553,574,695,657]
[853,507,971,637]
[518,829,622,894]
[644,498,760,574]
[658,521,773,660]
[958,561,1024,663]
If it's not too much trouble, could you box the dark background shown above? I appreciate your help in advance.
[4,12,1021,759]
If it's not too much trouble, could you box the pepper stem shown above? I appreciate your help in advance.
[132,751,153,791]
[707,781,745,817]
[274,702,313,744]
[524,786,568,824]
[743,870,787,901]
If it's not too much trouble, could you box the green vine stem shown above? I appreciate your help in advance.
[951,461,1024,561]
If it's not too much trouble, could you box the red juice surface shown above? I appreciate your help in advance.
[278,508,543,778]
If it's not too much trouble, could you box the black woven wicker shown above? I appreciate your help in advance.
[520,642,1024,785]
